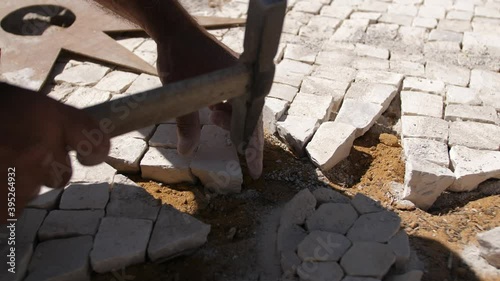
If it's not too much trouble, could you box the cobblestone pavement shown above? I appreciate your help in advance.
[2,0,500,280]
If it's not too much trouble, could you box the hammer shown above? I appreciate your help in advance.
[83,0,286,151]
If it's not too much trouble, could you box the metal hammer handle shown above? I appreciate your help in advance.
[83,64,251,138]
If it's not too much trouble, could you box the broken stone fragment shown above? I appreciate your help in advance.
[280,189,317,226]
[277,115,320,156]
[141,147,196,184]
[148,205,211,262]
[477,227,500,268]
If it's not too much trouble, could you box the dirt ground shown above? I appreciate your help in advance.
[93,121,500,281]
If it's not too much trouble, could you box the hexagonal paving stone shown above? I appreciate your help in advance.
[340,242,396,279]
[297,231,352,262]
[297,261,344,281]
[306,203,358,234]
[346,211,401,243]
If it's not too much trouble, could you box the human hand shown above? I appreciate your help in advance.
[155,28,264,179]
[0,83,110,222]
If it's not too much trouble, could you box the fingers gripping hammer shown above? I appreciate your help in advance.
[83,0,287,151]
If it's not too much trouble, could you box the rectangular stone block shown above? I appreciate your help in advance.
[263,97,289,134]
[390,60,425,77]
[268,83,298,102]
[344,81,398,110]
[17,209,47,244]
[315,50,355,66]
[355,43,390,59]
[358,1,389,12]
[446,10,473,21]
[70,153,117,184]
[352,57,390,70]
[402,76,445,95]
[64,87,111,109]
[275,59,313,87]
[462,32,500,56]
[403,158,455,210]
[277,115,319,156]
[148,205,211,261]
[437,19,472,33]
[428,30,463,42]
[388,4,418,16]
[423,41,461,53]
[106,183,161,221]
[299,16,342,39]
[27,187,63,210]
[469,69,500,91]
[331,19,370,42]
[378,13,414,26]
[306,122,357,170]
[402,138,450,167]
[365,23,399,42]
[475,6,500,19]
[54,63,110,86]
[91,217,152,273]
[401,115,449,142]
[313,65,357,83]
[38,210,104,241]
[445,104,498,124]
[25,236,93,281]
[350,12,382,22]
[59,183,110,210]
[445,86,481,105]
[335,99,385,137]
[412,17,437,28]
[124,73,162,95]
[283,11,312,34]
[288,93,334,122]
[148,124,177,148]
[449,121,500,150]
[94,71,138,93]
[418,5,446,19]
[355,70,403,86]
[320,5,353,19]
[425,61,470,87]
[301,76,350,95]
[190,125,243,194]
[401,91,443,118]
[472,17,500,33]
[107,136,148,173]
[284,43,319,64]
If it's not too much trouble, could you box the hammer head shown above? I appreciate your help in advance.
[230,0,287,152]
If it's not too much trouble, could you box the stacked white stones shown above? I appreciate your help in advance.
[0,163,210,281]
[277,189,422,281]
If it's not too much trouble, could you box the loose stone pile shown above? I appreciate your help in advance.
[0,165,210,281]
[276,188,422,281]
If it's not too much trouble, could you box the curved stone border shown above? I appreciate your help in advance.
[276,188,422,281]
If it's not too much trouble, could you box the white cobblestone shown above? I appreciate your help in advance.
[106,183,161,220]
[263,97,289,134]
[350,12,382,22]
[320,5,353,19]
[64,87,111,109]
[478,90,500,111]
[445,86,481,105]
[38,210,104,240]
[344,82,398,109]
[403,157,455,210]
[423,41,461,53]
[124,73,162,95]
[402,138,450,167]
[445,104,498,124]
[299,16,342,39]
[355,44,390,59]
[148,205,211,261]
[403,76,445,95]
[449,121,500,151]
[331,19,370,42]
[423,0,452,7]
[428,29,463,42]
[149,124,177,148]
[475,6,500,19]
[294,1,323,14]
[401,91,443,118]
[412,17,437,28]
[449,146,500,192]
[378,13,414,26]
[25,236,92,281]
[437,19,472,33]
[141,147,196,184]
[471,17,500,33]
[94,71,138,93]
[462,32,500,56]
[335,99,385,137]
[59,183,110,210]
[418,6,446,19]
[452,0,474,12]
[352,57,390,70]
[190,125,243,194]
[469,69,500,91]
[365,23,399,42]
[425,61,470,87]
[390,60,425,77]
[269,83,298,102]
[398,26,428,47]
[54,63,110,86]
[355,70,403,86]
[107,136,148,173]
[91,217,152,273]
[313,65,357,83]
[358,1,390,12]
[446,10,473,21]
[315,50,355,66]
[116,37,145,52]
[401,115,449,142]
[275,59,314,87]
[300,76,350,98]
[284,43,319,64]
[388,4,419,16]
[70,153,117,184]
[306,122,357,171]
[277,115,319,156]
